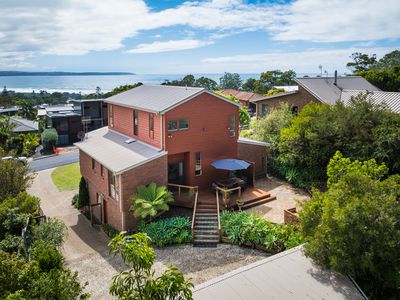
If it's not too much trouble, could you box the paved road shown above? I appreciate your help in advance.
[29,150,79,171]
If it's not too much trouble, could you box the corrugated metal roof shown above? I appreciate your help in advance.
[74,127,167,174]
[11,117,38,132]
[193,246,364,300]
[219,89,266,102]
[251,90,298,103]
[238,137,269,146]
[295,76,379,105]
[341,89,400,113]
[105,85,240,113]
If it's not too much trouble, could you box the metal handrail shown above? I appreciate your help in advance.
[191,190,199,238]
[216,190,221,241]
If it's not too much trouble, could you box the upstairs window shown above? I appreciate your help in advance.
[195,152,202,176]
[149,113,154,138]
[100,164,104,177]
[133,110,139,136]
[179,119,189,130]
[92,158,96,170]
[109,105,114,128]
[229,115,235,137]
[168,120,178,131]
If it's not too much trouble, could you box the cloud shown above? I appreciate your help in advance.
[201,47,398,73]
[126,39,213,53]
[273,0,400,42]
[0,0,399,69]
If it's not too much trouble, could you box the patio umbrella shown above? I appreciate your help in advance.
[211,158,250,171]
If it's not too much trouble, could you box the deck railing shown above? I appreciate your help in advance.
[215,189,221,240]
[215,186,242,208]
[191,190,199,238]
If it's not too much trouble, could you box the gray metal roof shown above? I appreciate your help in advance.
[193,246,365,300]
[295,76,379,105]
[251,90,298,103]
[341,89,400,114]
[105,84,240,113]
[74,127,167,174]
[10,117,38,133]
[238,137,269,146]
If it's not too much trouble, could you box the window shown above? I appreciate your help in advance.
[109,104,114,128]
[168,120,178,131]
[291,106,299,115]
[149,113,154,138]
[133,110,139,136]
[91,158,96,170]
[108,171,116,199]
[229,115,235,137]
[195,152,202,176]
[262,104,269,117]
[179,119,189,130]
[100,164,104,177]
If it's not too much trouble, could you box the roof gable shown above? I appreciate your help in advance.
[105,85,240,114]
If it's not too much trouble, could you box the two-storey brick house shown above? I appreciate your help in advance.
[76,85,267,231]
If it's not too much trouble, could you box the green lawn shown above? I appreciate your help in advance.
[51,162,81,192]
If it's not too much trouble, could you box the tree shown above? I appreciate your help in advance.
[219,72,242,90]
[194,76,218,90]
[346,52,377,73]
[0,116,16,134]
[32,218,67,248]
[300,152,400,299]
[254,70,296,94]
[77,177,89,209]
[214,91,250,127]
[241,78,257,92]
[129,183,173,220]
[41,128,58,152]
[18,100,36,120]
[109,232,193,300]
[0,157,33,201]
[355,66,400,91]
[374,50,400,70]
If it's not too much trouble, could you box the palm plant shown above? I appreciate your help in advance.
[129,182,174,220]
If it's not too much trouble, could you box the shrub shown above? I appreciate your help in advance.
[101,224,119,239]
[32,218,66,248]
[41,128,58,151]
[0,234,21,253]
[130,182,173,220]
[137,217,191,247]
[21,133,40,157]
[71,194,79,208]
[220,211,302,252]
[31,241,63,272]
[77,177,89,209]
[0,159,33,201]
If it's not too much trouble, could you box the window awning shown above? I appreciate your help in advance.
[211,159,250,171]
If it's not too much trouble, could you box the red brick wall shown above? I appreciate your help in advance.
[79,150,123,230]
[108,104,162,148]
[256,86,320,117]
[165,93,239,188]
[237,143,267,177]
[121,154,168,229]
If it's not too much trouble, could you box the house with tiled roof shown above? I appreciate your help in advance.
[75,85,268,232]
[218,89,265,113]
[252,75,380,117]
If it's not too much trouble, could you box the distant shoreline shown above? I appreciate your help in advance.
[0,71,135,76]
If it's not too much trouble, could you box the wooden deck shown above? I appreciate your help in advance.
[182,187,276,210]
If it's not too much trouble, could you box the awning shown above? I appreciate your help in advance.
[211,159,250,171]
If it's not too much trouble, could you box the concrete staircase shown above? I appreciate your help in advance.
[193,200,220,247]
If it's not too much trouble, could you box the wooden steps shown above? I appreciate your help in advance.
[234,195,277,210]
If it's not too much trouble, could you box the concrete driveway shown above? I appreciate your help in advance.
[29,150,79,172]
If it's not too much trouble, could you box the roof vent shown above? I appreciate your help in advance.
[125,138,136,144]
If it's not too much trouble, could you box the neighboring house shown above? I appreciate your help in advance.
[252,75,380,117]
[193,246,366,299]
[75,85,267,231]
[341,89,400,114]
[69,99,108,131]
[272,85,299,92]
[38,99,107,145]
[218,89,264,113]
[39,104,82,145]
[10,117,39,134]
[0,106,20,116]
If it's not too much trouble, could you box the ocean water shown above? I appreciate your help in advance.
[0,73,261,95]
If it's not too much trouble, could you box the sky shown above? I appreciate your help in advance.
[0,0,399,75]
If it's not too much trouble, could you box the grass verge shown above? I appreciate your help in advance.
[51,162,81,192]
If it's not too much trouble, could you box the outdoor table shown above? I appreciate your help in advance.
[216,177,246,189]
